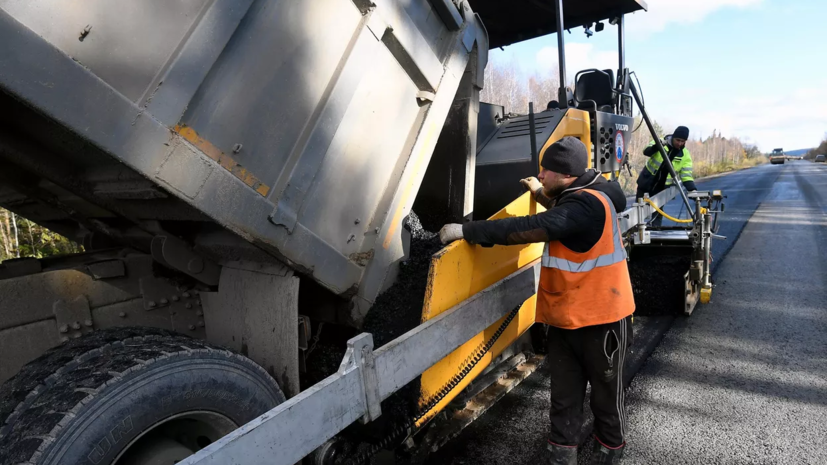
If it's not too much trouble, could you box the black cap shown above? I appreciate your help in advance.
[540,136,588,176]
[673,126,690,140]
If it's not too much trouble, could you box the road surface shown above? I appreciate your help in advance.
[423,161,827,464]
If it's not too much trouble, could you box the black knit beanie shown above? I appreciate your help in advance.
[673,126,690,140]
[540,136,588,176]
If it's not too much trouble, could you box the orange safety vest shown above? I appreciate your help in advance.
[536,189,635,329]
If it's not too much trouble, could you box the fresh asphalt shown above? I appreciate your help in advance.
[624,161,827,464]
[424,162,826,464]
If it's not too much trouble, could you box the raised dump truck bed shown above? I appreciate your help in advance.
[0,0,492,321]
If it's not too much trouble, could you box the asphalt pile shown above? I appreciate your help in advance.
[628,248,691,315]
[301,338,350,391]
[339,212,445,455]
[302,212,443,392]
[362,212,442,348]
[360,213,442,432]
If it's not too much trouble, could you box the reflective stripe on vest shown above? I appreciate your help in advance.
[645,144,691,179]
[645,156,661,174]
[535,189,636,329]
[667,166,694,185]
[541,191,627,273]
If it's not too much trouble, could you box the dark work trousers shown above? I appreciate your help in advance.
[546,315,633,449]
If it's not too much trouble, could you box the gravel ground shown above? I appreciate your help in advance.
[339,212,445,455]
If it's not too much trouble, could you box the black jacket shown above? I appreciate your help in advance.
[462,171,626,252]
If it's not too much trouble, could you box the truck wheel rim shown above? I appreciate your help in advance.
[113,411,237,464]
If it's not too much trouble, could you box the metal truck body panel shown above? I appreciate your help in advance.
[0,0,488,313]
[0,0,215,104]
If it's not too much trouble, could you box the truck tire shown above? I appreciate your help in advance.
[0,327,284,465]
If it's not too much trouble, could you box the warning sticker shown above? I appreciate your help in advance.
[615,131,625,162]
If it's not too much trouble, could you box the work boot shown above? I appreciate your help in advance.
[546,441,577,465]
[589,439,625,464]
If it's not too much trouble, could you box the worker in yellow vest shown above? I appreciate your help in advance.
[440,137,635,464]
[635,126,696,226]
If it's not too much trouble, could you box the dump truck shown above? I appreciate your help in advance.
[0,1,723,464]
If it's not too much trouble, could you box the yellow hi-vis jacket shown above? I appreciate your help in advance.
[641,141,694,188]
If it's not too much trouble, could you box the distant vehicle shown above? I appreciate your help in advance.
[815,154,826,163]
[770,148,785,164]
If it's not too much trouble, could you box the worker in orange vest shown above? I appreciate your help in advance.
[440,137,635,464]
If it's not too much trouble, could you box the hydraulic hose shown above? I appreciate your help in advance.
[643,197,693,223]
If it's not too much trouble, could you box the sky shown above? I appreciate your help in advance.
[486,0,827,152]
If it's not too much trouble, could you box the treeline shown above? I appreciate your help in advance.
[0,208,82,261]
[480,59,564,116]
[480,61,765,194]
[805,134,827,160]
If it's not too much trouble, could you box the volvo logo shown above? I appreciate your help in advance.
[615,123,629,131]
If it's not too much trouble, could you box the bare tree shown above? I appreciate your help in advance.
[26,218,36,257]
[481,59,561,114]
[0,208,84,260]
[0,210,10,259]
[11,211,19,258]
